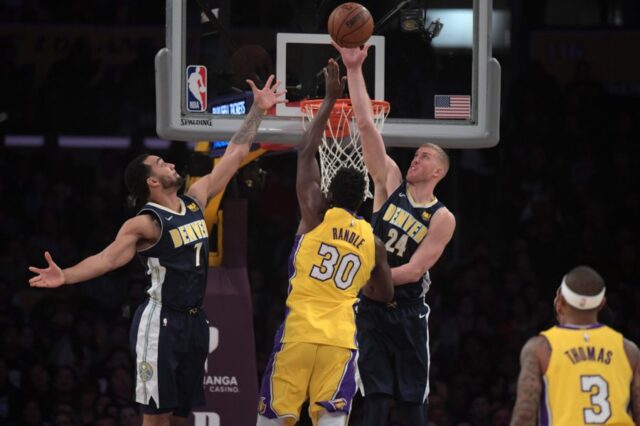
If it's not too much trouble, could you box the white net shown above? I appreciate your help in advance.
[301,99,390,200]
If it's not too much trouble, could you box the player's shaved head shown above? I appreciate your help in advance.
[564,266,605,296]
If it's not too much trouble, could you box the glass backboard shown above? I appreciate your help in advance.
[156,0,503,148]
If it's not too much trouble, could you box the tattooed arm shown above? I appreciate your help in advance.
[624,338,640,425]
[187,75,286,207]
[510,336,550,426]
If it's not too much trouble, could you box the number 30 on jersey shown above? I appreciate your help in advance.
[309,243,362,290]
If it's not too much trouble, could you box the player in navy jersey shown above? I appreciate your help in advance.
[333,43,456,426]
[28,76,286,426]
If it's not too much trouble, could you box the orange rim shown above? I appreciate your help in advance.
[299,98,390,111]
[300,98,390,138]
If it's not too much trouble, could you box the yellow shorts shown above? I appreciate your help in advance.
[258,340,357,425]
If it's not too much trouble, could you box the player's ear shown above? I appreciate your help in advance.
[554,293,563,317]
[146,176,159,188]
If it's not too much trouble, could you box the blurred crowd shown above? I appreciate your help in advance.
[2,1,640,426]
[0,0,163,136]
[0,0,163,25]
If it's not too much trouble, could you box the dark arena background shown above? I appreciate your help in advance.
[2,1,640,425]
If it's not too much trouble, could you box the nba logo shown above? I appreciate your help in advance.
[186,65,207,112]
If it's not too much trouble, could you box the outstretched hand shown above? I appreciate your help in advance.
[246,75,287,111]
[28,251,65,288]
[324,58,346,99]
[331,41,370,70]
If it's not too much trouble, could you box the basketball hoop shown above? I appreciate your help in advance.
[300,98,390,199]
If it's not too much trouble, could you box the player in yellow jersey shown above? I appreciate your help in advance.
[511,266,640,426]
[256,59,393,426]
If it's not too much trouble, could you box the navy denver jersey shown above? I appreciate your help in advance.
[136,194,209,309]
[372,181,444,301]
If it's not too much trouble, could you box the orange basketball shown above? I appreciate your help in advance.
[328,2,374,48]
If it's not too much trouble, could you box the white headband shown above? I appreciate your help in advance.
[560,276,605,310]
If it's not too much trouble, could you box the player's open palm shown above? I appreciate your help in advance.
[332,41,369,69]
[246,74,287,111]
[324,58,346,99]
[29,251,65,288]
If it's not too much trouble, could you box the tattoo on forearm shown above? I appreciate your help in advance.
[230,104,264,145]
[511,338,544,426]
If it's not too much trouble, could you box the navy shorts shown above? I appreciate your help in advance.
[129,299,209,416]
[356,297,430,404]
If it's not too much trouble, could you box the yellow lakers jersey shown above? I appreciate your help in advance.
[282,208,376,349]
[541,325,633,426]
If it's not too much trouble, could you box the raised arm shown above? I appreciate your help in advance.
[390,207,455,285]
[28,214,159,287]
[187,75,286,207]
[361,236,393,302]
[334,42,402,211]
[296,59,345,234]
[510,336,550,426]
[624,338,640,425]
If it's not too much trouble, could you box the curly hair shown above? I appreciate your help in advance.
[329,167,366,212]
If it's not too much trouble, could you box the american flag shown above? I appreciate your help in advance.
[434,95,471,119]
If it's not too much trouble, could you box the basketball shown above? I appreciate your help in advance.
[328,2,374,48]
